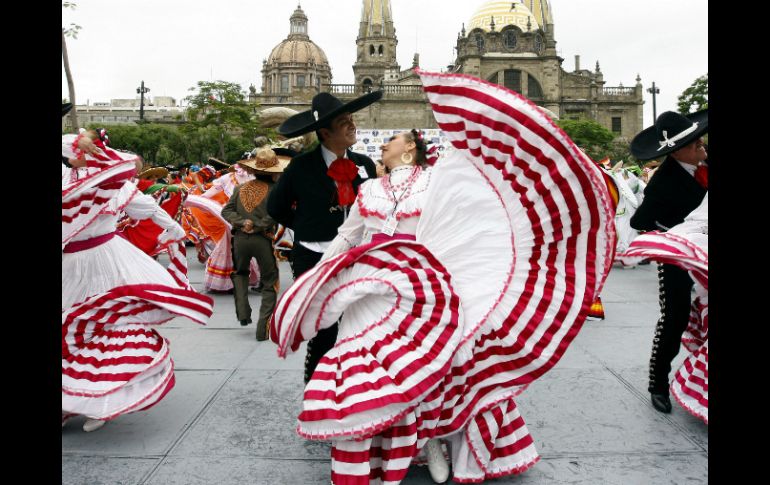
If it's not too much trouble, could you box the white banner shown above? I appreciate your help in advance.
[352,129,456,163]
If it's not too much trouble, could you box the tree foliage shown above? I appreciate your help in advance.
[86,123,186,166]
[183,81,262,160]
[677,74,708,114]
[84,80,269,167]
[556,118,617,162]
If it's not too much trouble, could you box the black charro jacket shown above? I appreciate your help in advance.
[267,144,377,243]
[630,156,707,232]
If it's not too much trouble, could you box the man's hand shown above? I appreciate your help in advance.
[242,220,256,234]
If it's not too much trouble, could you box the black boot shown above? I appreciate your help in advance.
[650,393,672,413]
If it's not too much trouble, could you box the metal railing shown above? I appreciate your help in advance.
[600,86,637,97]
[322,84,426,98]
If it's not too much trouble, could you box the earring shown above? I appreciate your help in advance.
[400,152,413,164]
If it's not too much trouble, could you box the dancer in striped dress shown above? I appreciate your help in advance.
[62,132,214,433]
[271,71,615,484]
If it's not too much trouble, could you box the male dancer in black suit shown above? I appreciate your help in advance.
[629,109,708,413]
[268,91,381,383]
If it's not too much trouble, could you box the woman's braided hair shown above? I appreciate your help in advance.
[404,129,429,166]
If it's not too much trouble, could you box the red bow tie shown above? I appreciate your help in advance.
[694,164,708,189]
[327,158,358,206]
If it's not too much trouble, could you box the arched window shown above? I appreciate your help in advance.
[528,75,543,100]
[503,30,517,49]
[534,35,543,54]
[475,33,485,51]
[490,69,545,102]
[370,45,375,55]
[363,78,373,93]
[503,70,521,93]
[378,45,384,56]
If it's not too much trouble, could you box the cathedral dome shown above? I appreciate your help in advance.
[261,4,332,96]
[468,0,553,32]
[267,5,330,66]
[268,39,329,66]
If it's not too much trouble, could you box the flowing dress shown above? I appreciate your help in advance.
[185,168,260,292]
[611,168,646,265]
[62,144,214,422]
[271,70,616,484]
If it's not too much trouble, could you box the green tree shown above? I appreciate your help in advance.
[88,123,188,166]
[556,118,616,162]
[677,74,708,114]
[183,81,262,161]
[603,137,638,167]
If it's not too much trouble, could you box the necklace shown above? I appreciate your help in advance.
[381,165,421,212]
[383,165,419,193]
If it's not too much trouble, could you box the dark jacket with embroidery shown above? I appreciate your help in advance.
[630,156,707,232]
[267,145,377,242]
[222,181,276,235]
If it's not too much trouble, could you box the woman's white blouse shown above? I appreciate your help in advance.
[322,165,432,261]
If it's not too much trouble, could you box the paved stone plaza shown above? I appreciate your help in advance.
[62,258,707,484]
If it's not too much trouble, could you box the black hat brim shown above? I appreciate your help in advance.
[278,90,383,137]
[62,103,73,117]
[631,109,708,161]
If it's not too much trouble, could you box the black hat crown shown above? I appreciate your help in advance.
[311,93,345,122]
[630,108,708,161]
[654,112,701,151]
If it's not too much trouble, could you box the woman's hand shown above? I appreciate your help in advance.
[242,220,256,234]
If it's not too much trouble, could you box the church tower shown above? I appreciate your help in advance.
[353,0,400,90]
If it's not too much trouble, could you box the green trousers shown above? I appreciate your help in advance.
[230,232,279,339]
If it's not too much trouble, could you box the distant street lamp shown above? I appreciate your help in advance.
[647,81,660,122]
[137,80,150,121]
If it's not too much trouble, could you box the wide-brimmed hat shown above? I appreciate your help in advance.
[238,147,289,174]
[138,166,169,180]
[62,103,73,117]
[631,109,708,161]
[278,90,383,138]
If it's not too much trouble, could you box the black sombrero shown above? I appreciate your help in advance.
[62,103,73,117]
[631,109,708,161]
[278,90,383,138]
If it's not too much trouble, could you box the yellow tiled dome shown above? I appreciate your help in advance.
[468,0,553,32]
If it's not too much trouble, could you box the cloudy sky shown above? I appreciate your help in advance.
[62,0,707,127]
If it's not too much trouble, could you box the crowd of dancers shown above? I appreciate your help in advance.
[62,69,707,484]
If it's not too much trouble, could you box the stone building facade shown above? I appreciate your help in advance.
[62,97,184,131]
[255,0,644,139]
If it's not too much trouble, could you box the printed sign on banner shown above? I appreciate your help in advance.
[353,129,455,163]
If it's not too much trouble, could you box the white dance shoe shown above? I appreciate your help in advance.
[83,419,106,432]
[424,438,450,483]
